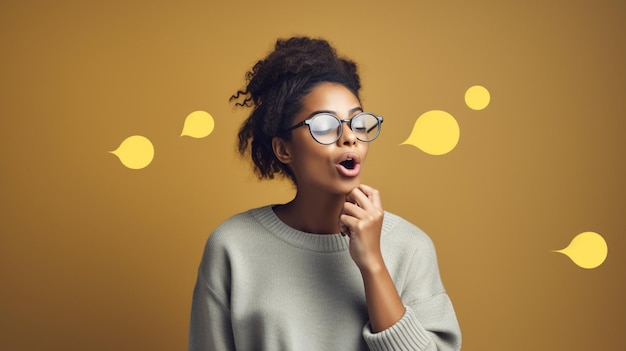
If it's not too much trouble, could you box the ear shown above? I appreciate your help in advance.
[272,137,292,164]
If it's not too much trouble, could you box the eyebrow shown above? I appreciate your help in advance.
[306,107,364,119]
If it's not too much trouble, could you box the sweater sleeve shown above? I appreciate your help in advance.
[362,219,462,351]
[362,298,460,350]
[189,232,236,351]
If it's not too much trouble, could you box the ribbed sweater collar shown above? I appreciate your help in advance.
[249,205,398,253]
[249,206,349,253]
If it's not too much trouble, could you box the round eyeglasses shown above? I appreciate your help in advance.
[284,112,384,145]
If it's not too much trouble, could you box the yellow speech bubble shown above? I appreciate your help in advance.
[181,111,215,138]
[400,110,460,155]
[552,232,608,269]
[465,85,490,110]
[110,135,154,170]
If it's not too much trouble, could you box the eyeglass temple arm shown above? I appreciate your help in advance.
[366,116,383,133]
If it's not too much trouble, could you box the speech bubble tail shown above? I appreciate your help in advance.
[109,135,154,170]
[399,138,418,147]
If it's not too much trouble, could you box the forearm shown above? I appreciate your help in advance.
[360,257,405,333]
[342,185,407,332]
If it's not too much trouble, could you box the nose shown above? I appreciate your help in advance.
[337,120,357,146]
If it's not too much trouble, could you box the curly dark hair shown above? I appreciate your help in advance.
[230,36,362,181]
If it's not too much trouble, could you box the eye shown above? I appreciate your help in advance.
[351,116,368,133]
[310,115,339,135]
[352,124,367,133]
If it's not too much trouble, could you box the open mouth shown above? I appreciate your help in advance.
[336,153,361,177]
[339,159,356,170]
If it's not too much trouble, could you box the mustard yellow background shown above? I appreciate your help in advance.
[1,1,624,350]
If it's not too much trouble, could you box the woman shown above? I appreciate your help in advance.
[190,37,461,350]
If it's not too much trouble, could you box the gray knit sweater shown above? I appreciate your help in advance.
[190,206,461,350]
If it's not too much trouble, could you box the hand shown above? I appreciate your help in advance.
[340,184,385,271]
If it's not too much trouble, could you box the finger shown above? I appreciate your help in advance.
[358,184,382,209]
[347,186,381,212]
[339,220,350,236]
[339,213,359,235]
[342,201,366,218]
[345,187,373,210]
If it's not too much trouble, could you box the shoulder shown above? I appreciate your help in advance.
[197,206,275,275]
[204,206,270,251]
[211,208,258,235]
[380,211,439,263]
[382,211,435,248]
[380,212,447,298]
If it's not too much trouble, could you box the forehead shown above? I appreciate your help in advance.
[298,82,361,117]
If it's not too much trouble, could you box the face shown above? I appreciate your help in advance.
[274,82,369,195]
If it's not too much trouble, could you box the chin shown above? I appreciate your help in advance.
[336,177,361,194]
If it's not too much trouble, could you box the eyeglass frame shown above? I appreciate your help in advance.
[283,112,384,145]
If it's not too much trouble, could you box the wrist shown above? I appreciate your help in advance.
[357,255,386,276]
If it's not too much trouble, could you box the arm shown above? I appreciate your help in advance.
[341,184,405,332]
[189,236,236,351]
[360,257,406,332]
[341,185,461,350]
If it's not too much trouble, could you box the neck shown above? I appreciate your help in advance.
[274,189,346,234]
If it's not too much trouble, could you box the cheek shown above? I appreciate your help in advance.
[359,144,370,165]
[296,148,331,169]
[291,148,335,178]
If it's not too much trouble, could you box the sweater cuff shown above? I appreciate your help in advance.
[362,306,431,351]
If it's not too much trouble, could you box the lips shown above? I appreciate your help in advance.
[336,152,361,177]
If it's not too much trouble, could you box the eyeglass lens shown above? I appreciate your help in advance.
[309,113,381,144]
